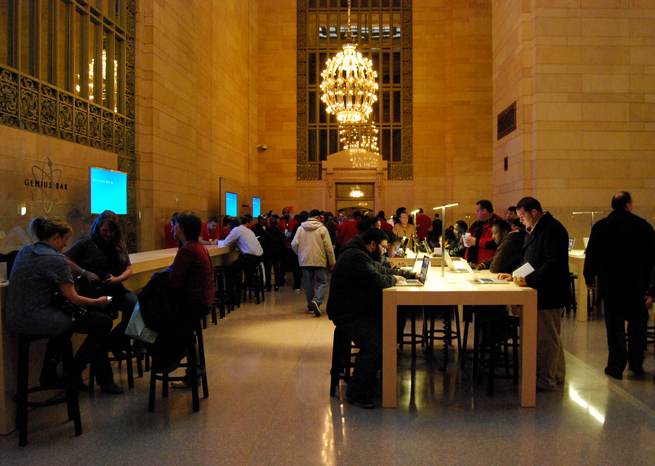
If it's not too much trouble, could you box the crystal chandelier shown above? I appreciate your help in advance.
[339,120,379,155]
[320,0,378,125]
[350,185,364,198]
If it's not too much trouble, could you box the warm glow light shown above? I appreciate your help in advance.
[350,185,364,198]
[320,0,378,125]
[76,50,118,112]
[340,120,379,155]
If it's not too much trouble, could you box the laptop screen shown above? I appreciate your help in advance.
[568,238,575,252]
[418,256,430,282]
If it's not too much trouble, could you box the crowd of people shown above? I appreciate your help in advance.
[5,191,655,413]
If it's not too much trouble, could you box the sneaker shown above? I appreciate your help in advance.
[604,366,623,380]
[100,382,124,395]
[347,395,375,409]
[310,300,321,317]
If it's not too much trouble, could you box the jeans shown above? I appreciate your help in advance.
[301,266,328,306]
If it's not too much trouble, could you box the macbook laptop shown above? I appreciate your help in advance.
[444,250,469,273]
[568,238,575,252]
[395,256,430,286]
[464,261,509,284]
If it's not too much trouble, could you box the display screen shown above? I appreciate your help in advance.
[90,167,127,215]
[226,192,237,217]
[252,197,260,217]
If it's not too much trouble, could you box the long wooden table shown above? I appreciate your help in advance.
[0,245,237,435]
[382,268,538,408]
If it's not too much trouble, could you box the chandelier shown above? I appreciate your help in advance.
[320,0,378,125]
[350,185,364,198]
[339,120,379,155]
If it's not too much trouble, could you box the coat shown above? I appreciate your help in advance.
[291,218,336,268]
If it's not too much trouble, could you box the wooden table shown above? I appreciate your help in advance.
[0,245,237,434]
[568,250,587,322]
[382,268,538,408]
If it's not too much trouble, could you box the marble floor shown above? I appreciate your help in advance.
[2,286,655,465]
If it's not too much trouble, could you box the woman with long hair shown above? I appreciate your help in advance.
[65,210,137,394]
[5,216,113,388]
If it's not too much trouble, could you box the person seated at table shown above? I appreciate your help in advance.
[219,216,232,240]
[475,219,526,274]
[392,210,417,251]
[326,228,416,409]
[164,212,179,248]
[65,210,138,394]
[217,217,264,306]
[5,216,112,389]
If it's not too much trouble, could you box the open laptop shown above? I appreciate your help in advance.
[395,256,430,286]
[443,250,469,273]
[568,238,575,252]
[464,261,509,284]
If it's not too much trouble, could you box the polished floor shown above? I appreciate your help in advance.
[2,286,655,465]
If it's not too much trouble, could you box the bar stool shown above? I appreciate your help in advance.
[15,332,82,446]
[88,336,137,391]
[148,320,208,413]
[241,262,265,305]
[329,327,359,397]
[566,273,578,315]
[214,265,233,318]
[476,313,520,396]
[398,306,425,359]
[423,305,461,371]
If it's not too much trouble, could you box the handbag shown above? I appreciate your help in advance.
[125,302,159,344]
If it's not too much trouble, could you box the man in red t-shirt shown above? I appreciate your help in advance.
[200,216,220,245]
[415,209,432,240]
[337,211,362,246]
[377,211,393,231]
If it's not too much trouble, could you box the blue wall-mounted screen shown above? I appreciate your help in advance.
[252,197,261,217]
[226,192,237,217]
[90,167,127,215]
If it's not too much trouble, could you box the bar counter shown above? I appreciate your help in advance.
[0,245,237,434]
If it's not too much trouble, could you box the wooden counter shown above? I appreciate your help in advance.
[0,245,237,435]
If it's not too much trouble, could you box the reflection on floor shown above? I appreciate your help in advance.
[2,287,655,465]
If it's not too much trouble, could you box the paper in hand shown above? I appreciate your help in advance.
[512,262,534,279]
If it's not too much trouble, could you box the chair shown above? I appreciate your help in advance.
[148,321,209,412]
[423,305,461,370]
[14,332,82,446]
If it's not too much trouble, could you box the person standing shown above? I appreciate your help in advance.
[291,209,336,317]
[464,200,500,265]
[415,208,432,240]
[499,197,570,391]
[584,191,655,379]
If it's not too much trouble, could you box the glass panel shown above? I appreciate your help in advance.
[319,129,328,161]
[57,1,68,89]
[319,96,327,124]
[39,1,52,82]
[19,0,33,74]
[381,13,390,46]
[361,0,369,7]
[382,52,390,84]
[392,129,401,162]
[359,12,368,44]
[371,13,379,43]
[309,129,318,162]
[308,52,316,85]
[381,91,390,123]
[308,91,317,124]
[102,29,108,108]
[381,128,390,161]
[329,128,338,154]
[89,19,98,101]
[392,12,401,45]
[309,0,317,8]
[115,35,122,112]
[73,9,82,96]
[382,0,390,7]
[371,0,380,7]
[318,13,327,47]
[308,13,317,47]
[392,51,400,84]
[393,90,400,122]
[0,0,9,66]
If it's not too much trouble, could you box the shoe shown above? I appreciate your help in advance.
[293,288,301,293]
[310,300,321,317]
[274,285,279,291]
[604,366,623,380]
[100,382,124,395]
[628,366,645,376]
[347,395,375,409]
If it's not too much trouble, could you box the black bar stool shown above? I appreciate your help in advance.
[476,313,520,396]
[398,306,425,359]
[15,332,82,446]
[148,320,208,413]
[214,265,233,317]
[88,336,138,391]
[241,262,265,305]
[423,305,461,370]
[329,327,359,397]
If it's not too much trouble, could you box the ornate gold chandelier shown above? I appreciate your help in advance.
[320,0,378,125]
[339,120,379,155]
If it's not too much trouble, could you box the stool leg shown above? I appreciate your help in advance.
[186,344,200,412]
[196,325,209,398]
[125,339,135,389]
[16,338,30,447]
[330,329,342,397]
[60,339,82,436]
[148,367,157,412]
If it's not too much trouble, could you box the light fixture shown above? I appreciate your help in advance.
[320,0,378,125]
[350,185,364,198]
[339,119,379,155]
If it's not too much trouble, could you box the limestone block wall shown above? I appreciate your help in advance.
[493,0,655,241]
[136,0,259,250]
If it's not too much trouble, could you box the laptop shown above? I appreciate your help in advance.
[395,256,430,286]
[568,238,575,252]
[443,250,469,273]
[464,261,510,284]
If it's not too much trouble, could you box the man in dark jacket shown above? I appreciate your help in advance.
[500,197,570,391]
[584,191,655,379]
[326,228,416,408]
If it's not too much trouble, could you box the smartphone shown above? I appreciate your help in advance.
[107,296,113,301]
